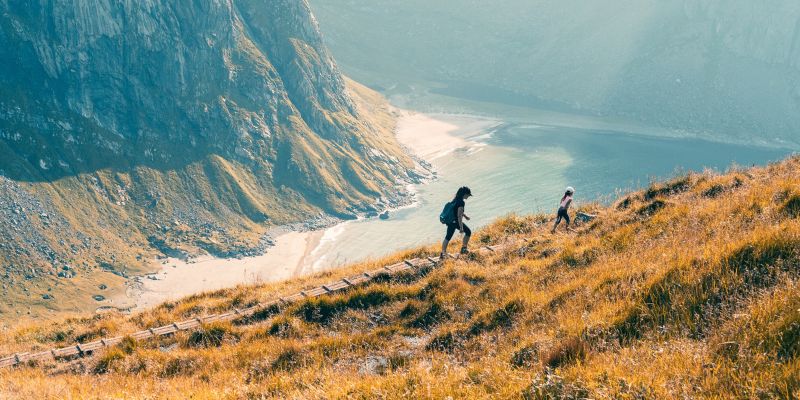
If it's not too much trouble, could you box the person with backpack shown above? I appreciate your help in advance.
[552,186,575,233]
[440,186,472,258]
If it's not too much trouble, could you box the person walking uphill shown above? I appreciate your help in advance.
[552,186,575,233]
[439,186,473,257]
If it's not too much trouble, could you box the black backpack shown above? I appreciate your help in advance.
[439,201,455,224]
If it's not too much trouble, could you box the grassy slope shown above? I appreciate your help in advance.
[1,157,799,399]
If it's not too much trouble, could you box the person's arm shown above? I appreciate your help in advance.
[457,207,465,231]
[565,198,573,209]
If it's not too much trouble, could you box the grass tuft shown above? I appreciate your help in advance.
[542,337,588,368]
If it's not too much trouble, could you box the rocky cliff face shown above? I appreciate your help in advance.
[0,0,414,320]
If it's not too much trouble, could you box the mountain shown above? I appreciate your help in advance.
[2,156,798,398]
[310,0,800,148]
[0,0,414,320]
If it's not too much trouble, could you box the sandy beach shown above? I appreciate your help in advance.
[125,111,498,311]
[131,230,324,310]
[394,110,501,159]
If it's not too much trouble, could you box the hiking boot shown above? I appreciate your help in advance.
[439,252,448,260]
[460,247,469,255]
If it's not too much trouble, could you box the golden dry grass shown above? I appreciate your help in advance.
[1,156,799,399]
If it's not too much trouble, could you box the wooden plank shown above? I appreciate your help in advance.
[0,355,17,363]
[101,337,123,347]
[237,305,260,316]
[175,319,200,330]
[0,356,16,368]
[427,256,440,264]
[369,268,387,276]
[255,300,280,311]
[419,259,435,268]
[282,293,305,303]
[29,350,54,362]
[152,325,178,335]
[216,312,237,322]
[346,275,369,285]
[408,258,433,268]
[387,262,409,272]
[200,314,221,324]
[52,346,80,358]
[335,280,352,289]
[131,330,153,340]
[304,287,328,297]
[14,353,30,363]
[324,281,349,291]
[77,341,104,353]
[316,285,331,293]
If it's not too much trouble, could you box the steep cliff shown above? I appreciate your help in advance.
[0,0,414,320]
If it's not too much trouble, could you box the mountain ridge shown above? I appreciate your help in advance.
[0,0,416,321]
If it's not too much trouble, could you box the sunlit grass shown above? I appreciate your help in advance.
[1,156,799,398]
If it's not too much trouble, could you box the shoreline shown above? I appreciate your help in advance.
[394,110,501,160]
[120,110,495,312]
[128,230,324,311]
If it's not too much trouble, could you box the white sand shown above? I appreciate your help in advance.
[132,230,323,310]
[395,111,501,160]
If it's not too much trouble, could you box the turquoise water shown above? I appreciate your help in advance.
[306,121,792,271]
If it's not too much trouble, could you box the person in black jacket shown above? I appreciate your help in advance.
[441,186,472,257]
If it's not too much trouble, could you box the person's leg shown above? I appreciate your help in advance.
[460,225,472,253]
[552,212,562,233]
[564,211,571,229]
[442,224,456,256]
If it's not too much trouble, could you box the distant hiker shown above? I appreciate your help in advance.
[440,186,472,257]
[552,186,575,233]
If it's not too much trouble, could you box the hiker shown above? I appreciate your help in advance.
[440,186,472,257]
[552,186,575,233]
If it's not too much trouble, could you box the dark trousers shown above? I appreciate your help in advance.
[555,207,570,226]
[445,222,471,241]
